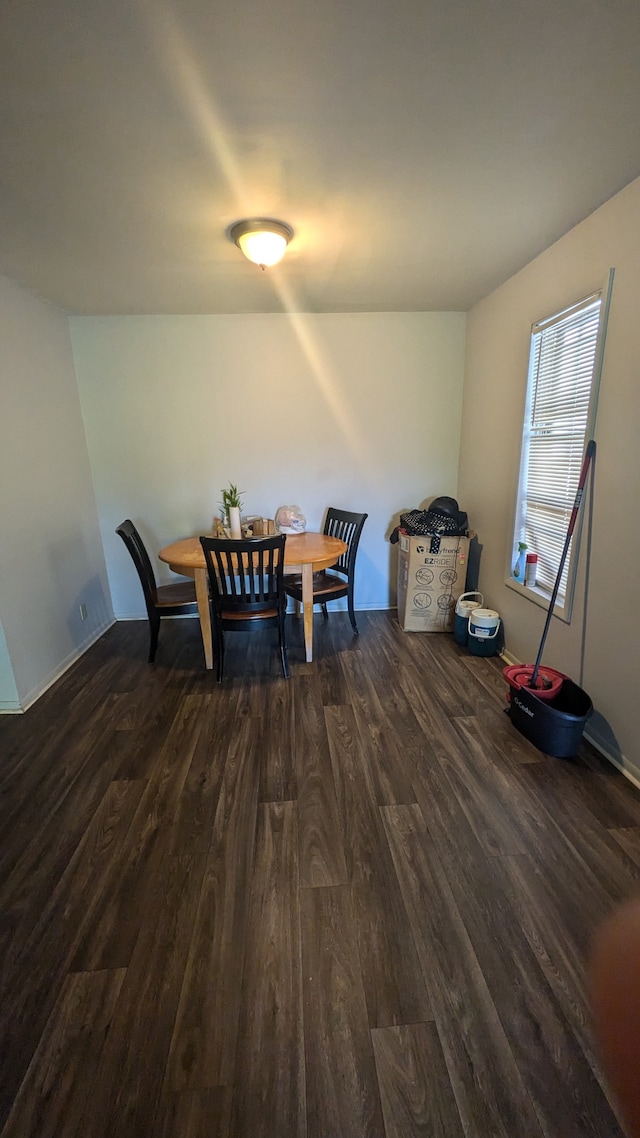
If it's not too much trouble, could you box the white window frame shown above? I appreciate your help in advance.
[506,271,613,622]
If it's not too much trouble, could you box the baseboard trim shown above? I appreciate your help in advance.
[583,729,640,792]
[6,620,115,714]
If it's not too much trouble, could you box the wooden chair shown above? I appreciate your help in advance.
[116,519,197,663]
[199,534,289,682]
[284,507,368,635]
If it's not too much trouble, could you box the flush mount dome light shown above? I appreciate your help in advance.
[229,218,293,268]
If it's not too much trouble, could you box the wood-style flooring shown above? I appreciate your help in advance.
[1,609,639,1137]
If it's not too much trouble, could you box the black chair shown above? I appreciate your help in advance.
[116,519,198,663]
[284,508,368,635]
[199,534,289,682]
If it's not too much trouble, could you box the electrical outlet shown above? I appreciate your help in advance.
[79,603,88,621]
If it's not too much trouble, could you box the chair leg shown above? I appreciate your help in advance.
[215,626,225,682]
[347,588,358,635]
[280,638,290,679]
[148,614,161,663]
[279,614,290,679]
[321,602,328,620]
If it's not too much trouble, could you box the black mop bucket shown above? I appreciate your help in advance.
[508,678,593,759]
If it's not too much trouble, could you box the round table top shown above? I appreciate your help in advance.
[158,531,347,572]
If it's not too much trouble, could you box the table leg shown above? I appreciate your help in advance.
[301,562,314,663]
[194,567,213,670]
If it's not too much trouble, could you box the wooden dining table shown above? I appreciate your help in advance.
[158,531,348,668]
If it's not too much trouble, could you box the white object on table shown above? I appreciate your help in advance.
[229,506,242,539]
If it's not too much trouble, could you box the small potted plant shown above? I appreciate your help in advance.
[220,482,244,538]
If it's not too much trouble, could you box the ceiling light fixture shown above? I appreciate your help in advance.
[228,217,293,269]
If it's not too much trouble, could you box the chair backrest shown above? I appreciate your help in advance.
[323,508,368,578]
[115,520,158,607]
[200,534,287,617]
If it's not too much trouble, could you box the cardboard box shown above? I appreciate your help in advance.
[245,517,276,535]
[397,532,471,632]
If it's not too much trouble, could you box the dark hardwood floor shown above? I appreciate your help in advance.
[1,610,639,1137]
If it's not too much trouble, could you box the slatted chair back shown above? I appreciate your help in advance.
[323,508,368,579]
[116,518,158,606]
[199,534,289,680]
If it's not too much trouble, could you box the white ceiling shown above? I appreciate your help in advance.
[2,0,640,315]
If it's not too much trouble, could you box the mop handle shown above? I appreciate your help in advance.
[530,439,596,686]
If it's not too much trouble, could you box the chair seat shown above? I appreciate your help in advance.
[285,570,346,599]
[221,607,279,622]
[285,570,335,586]
[156,579,197,607]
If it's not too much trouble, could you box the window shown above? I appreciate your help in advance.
[510,275,612,621]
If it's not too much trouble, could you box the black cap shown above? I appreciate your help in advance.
[429,496,460,518]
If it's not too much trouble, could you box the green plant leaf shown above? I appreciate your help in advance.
[219,481,245,520]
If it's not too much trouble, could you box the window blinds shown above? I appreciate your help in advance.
[521,294,601,599]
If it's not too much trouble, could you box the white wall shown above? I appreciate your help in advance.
[0,275,112,710]
[69,311,466,616]
[459,177,640,781]
[0,620,20,712]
